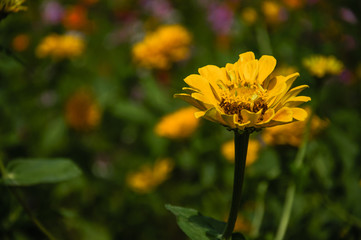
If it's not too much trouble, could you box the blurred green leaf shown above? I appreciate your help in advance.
[2,159,82,186]
[111,100,154,124]
[39,117,67,154]
[166,204,247,240]
[166,204,227,240]
[140,75,171,112]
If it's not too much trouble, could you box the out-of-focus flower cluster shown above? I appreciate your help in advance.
[303,55,344,78]
[36,33,85,60]
[262,108,328,147]
[221,139,261,166]
[127,158,174,194]
[132,25,192,70]
[154,107,199,139]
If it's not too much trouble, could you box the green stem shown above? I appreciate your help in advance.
[250,181,268,238]
[0,158,57,240]
[274,114,313,240]
[222,131,250,240]
[274,184,296,240]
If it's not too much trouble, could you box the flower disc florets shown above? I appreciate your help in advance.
[175,51,311,131]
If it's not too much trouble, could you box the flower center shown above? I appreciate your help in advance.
[219,85,268,123]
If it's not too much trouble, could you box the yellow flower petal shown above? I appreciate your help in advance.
[284,96,311,108]
[241,109,262,125]
[221,114,237,129]
[290,107,308,121]
[174,93,208,111]
[185,75,220,104]
[272,107,294,122]
[239,51,255,63]
[243,60,259,84]
[257,55,277,84]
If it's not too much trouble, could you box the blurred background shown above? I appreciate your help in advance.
[1,0,361,239]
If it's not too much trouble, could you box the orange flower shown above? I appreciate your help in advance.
[62,5,88,30]
[65,89,101,131]
[12,34,29,52]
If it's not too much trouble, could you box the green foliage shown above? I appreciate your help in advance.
[2,159,81,186]
[0,0,361,239]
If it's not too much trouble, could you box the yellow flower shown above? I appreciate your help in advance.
[154,107,199,139]
[222,139,261,166]
[241,7,258,25]
[127,158,174,194]
[65,89,101,131]
[262,1,282,24]
[175,51,310,132]
[132,24,192,70]
[0,0,26,15]
[36,33,85,60]
[303,55,344,78]
[262,108,328,147]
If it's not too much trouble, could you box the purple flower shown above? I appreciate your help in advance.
[207,3,234,35]
[41,1,64,25]
[140,0,176,21]
[339,7,357,24]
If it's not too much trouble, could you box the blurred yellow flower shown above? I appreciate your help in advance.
[241,7,258,25]
[132,24,192,70]
[262,108,328,147]
[222,139,261,166]
[233,213,252,234]
[262,1,282,24]
[154,107,199,139]
[65,89,101,131]
[12,33,29,52]
[303,55,344,78]
[175,51,310,132]
[127,158,174,194]
[36,33,85,60]
[0,0,26,14]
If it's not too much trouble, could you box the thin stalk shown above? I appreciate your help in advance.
[274,115,313,240]
[250,181,268,238]
[0,158,57,240]
[222,131,250,240]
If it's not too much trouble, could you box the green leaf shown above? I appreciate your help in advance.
[2,159,82,186]
[165,204,226,240]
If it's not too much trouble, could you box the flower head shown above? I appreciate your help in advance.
[175,51,310,132]
[303,55,344,78]
[0,0,26,20]
[65,89,101,131]
[222,138,261,166]
[36,33,85,60]
[241,7,258,25]
[0,0,26,13]
[132,24,192,70]
[154,107,199,139]
[127,158,174,194]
